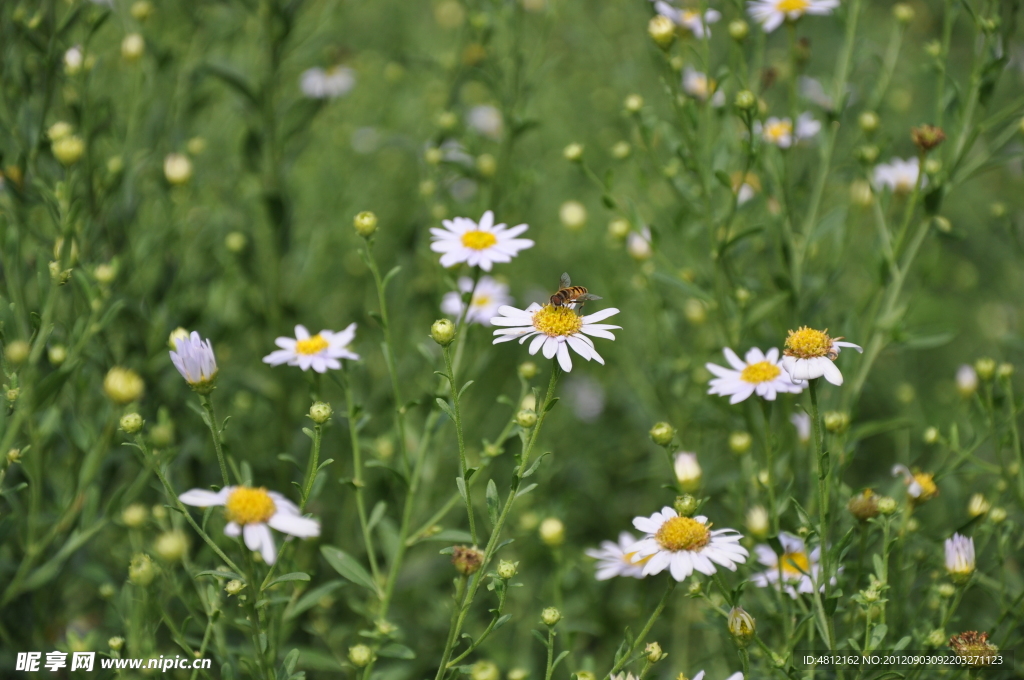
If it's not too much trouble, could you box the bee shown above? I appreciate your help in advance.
[550,272,602,312]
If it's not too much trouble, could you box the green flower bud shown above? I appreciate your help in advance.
[516,409,537,428]
[563,143,584,161]
[497,560,517,579]
[858,111,880,133]
[128,554,156,587]
[348,644,373,668]
[648,15,676,49]
[877,496,898,515]
[674,494,699,517]
[541,607,561,626]
[645,641,666,662]
[728,607,756,646]
[431,319,456,346]
[518,361,538,380]
[649,421,675,446]
[120,412,144,434]
[4,340,30,366]
[108,636,124,651]
[728,19,749,40]
[309,401,333,425]
[225,579,245,595]
[353,211,379,238]
[734,90,756,110]
[728,431,752,454]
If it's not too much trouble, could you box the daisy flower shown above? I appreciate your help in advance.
[731,171,761,205]
[944,533,975,582]
[584,531,649,580]
[781,326,862,386]
[755,113,821,148]
[430,210,534,272]
[751,531,828,598]
[707,347,804,404]
[441,276,513,326]
[652,1,721,38]
[490,303,620,372]
[169,331,218,394]
[683,67,726,106]
[956,364,979,397]
[467,104,504,140]
[262,323,359,373]
[300,66,356,99]
[747,0,839,33]
[873,157,924,194]
[629,507,748,581]
[179,486,320,565]
[892,464,938,502]
[627,227,653,261]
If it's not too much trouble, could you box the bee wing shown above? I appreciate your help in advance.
[575,293,602,302]
[559,272,571,289]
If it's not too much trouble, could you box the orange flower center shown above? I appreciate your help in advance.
[655,516,711,552]
[533,305,583,337]
[225,487,276,525]
[741,361,782,384]
[461,230,498,250]
[295,334,329,355]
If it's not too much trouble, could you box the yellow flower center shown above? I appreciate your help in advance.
[532,305,583,337]
[741,361,782,384]
[295,334,329,355]
[895,177,914,193]
[765,120,793,141]
[623,551,653,566]
[461,230,498,250]
[780,551,811,576]
[655,516,711,552]
[682,10,699,22]
[472,293,492,308]
[777,0,810,12]
[225,487,276,525]
[689,75,709,98]
[912,473,938,500]
[784,326,833,359]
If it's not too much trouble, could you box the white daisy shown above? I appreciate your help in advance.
[956,364,978,396]
[747,0,839,33]
[179,486,320,565]
[781,326,862,386]
[169,331,218,393]
[706,347,804,404]
[751,531,826,598]
[467,104,504,140]
[693,672,744,680]
[873,157,924,194]
[627,227,653,261]
[490,303,620,372]
[430,210,534,272]
[892,464,938,501]
[300,66,356,99]
[731,172,761,205]
[652,1,721,38]
[441,276,513,326]
[629,507,748,581]
[683,67,726,106]
[755,112,820,148]
[584,531,649,580]
[262,323,359,373]
[944,533,975,581]
[65,46,84,73]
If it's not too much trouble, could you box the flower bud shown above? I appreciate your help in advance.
[121,504,148,528]
[431,318,456,346]
[728,607,756,646]
[988,507,1007,523]
[608,219,630,240]
[824,411,850,433]
[225,579,245,595]
[734,90,756,110]
[6,387,19,404]
[451,545,485,575]
[674,494,699,517]
[497,560,517,579]
[539,517,564,546]
[858,111,880,133]
[559,200,587,230]
[476,153,497,177]
[649,421,675,446]
[48,121,73,141]
[516,409,537,428]
[956,365,978,396]
[7,448,22,465]
[847,489,880,521]
[104,367,145,404]
[611,141,631,160]
[225,232,247,252]
[974,358,996,380]
[52,135,85,165]
[154,530,189,561]
[645,641,666,663]
[673,452,701,491]
[648,15,676,49]
[309,401,333,425]
[725,19,748,41]
[967,493,990,518]
[877,496,898,515]
[95,263,117,284]
[353,210,378,238]
[746,505,769,538]
[98,583,116,599]
[471,660,499,680]
[563,143,584,162]
[108,636,125,651]
[518,361,538,380]
[923,426,939,444]
[893,3,914,23]
[128,553,156,586]
[5,340,30,366]
[575,672,596,680]
[131,0,154,20]
[48,345,67,365]
[163,153,192,185]
[911,125,946,152]
[541,607,561,626]
[997,362,1014,379]
[624,94,644,113]
[924,158,942,175]
[121,33,145,61]
[348,644,373,668]
[120,412,144,434]
[728,431,752,454]
[856,144,879,164]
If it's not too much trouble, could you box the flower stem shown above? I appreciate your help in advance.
[339,368,382,581]
[300,424,322,511]
[808,379,836,649]
[443,344,478,545]
[760,399,779,535]
[199,394,230,489]
[604,579,676,679]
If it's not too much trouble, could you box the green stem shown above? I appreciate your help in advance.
[544,626,557,680]
[434,576,470,680]
[760,400,779,535]
[340,368,382,581]
[200,394,230,488]
[443,344,478,544]
[604,579,676,679]
[808,380,836,650]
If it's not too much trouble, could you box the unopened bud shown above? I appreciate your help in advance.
[857,145,880,164]
[847,489,880,521]
[348,644,373,668]
[911,124,946,152]
[225,579,245,595]
[451,545,485,575]
[877,496,898,515]
[989,507,1007,523]
[734,90,756,110]
[924,158,942,175]
[121,33,145,61]
[674,494,699,517]
[108,636,124,651]
[997,362,1014,379]
[353,211,378,238]
[431,318,456,346]
[728,19,749,41]
[104,367,145,404]
[728,607,756,646]
[926,629,946,647]
[52,135,85,165]
[120,412,144,434]
[541,607,561,626]
[893,3,914,23]
[645,641,666,662]
[649,421,675,446]
[975,357,996,380]
[471,661,500,680]
[516,409,537,428]
[48,345,67,365]
[309,401,333,425]
[497,560,517,579]
[728,431,752,454]
[154,530,189,561]
[624,94,644,113]
[122,503,148,528]
[648,15,676,48]
[539,517,565,546]
[518,361,538,380]
[746,505,769,538]
[858,111,880,133]
[128,553,156,586]
[824,411,850,433]
[5,340,30,366]
[923,427,939,444]
[163,153,193,185]
[6,448,22,465]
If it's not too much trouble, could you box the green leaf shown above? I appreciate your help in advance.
[436,397,457,421]
[515,483,537,499]
[203,62,259,106]
[284,580,346,620]
[867,623,887,651]
[418,529,474,543]
[521,452,550,479]
[265,572,311,588]
[320,546,378,594]
[196,569,245,581]
[367,501,387,533]
[543,397,560,413]
[377,643,415,659]
[486,479,500,526]
[714,169,732,189]
[456,476,468,503]
[493,614,512,631]
[458,380,475,400]
[552,650,570,670]
[381,265,402,291]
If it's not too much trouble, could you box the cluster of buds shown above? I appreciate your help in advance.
[911,124,946,152]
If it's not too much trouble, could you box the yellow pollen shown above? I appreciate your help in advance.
[461,230,498,250]
[295,334,329,355]
[777,0,810,12]
[655,516,711,552]
[780,551,811,577]
[784,326,833,359]
[741,361,782,384]
[532,305,583,337]
[225,487,276,525]
[765,120,793,140]
[912,473,938,501]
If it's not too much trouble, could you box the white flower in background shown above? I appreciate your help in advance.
[564,374,606,422]
[441,276,513,326]
[627,227,653,260]
[956,364,979,397]
[64,46,84,74]
[610,674,639,680]
[179,486,320,565]
[628,507,748,581]
[674,452,702,490]
[491,303,620,372]
[683,68,725,106]
[692,672,744,680]
[263,324,359,373]
[430,211,534,271]
[781,326,862,386]
[747,0,839,33]
[944,533,975,581]
[467,105,504,140]
[585,531,649,580]
[755,113,820,148]
[892,464,938,501]
[799,76,836,110]
[652,1,721,38]
[873,157,923,193]
[790,412,811,442]
[732,172,761,205]
[169,331,218,393]
[707,347,804,404]
[751,532,828,598]
[300,66,356,99]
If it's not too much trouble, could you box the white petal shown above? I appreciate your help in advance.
[269,512,321,538]
[179,488,230,507]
